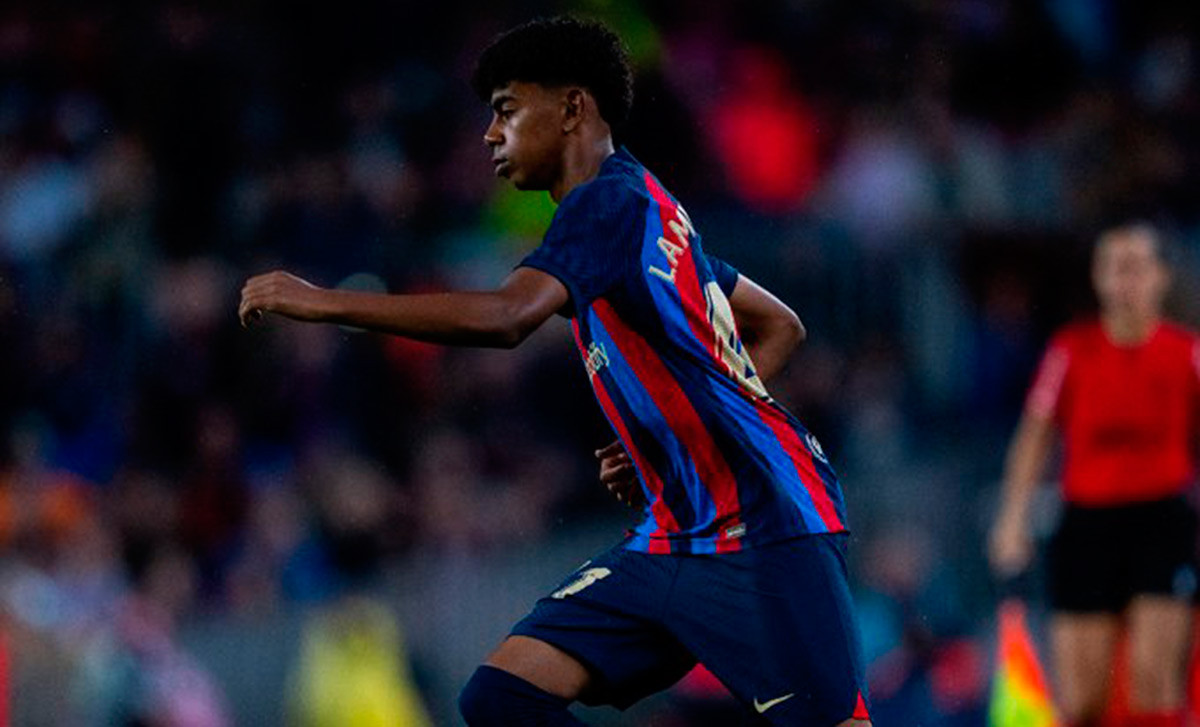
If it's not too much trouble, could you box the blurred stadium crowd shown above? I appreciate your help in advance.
[1,0,1199,724]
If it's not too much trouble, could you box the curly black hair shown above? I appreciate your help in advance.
[472,16,634,133]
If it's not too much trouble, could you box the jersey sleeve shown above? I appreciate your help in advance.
[707,255,740,298]
[518,179,639,314]
[1025,331,1073,420]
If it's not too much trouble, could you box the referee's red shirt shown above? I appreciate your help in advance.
[1026,320,1200,506]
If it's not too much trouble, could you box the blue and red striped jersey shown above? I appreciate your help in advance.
[521,148,847,554]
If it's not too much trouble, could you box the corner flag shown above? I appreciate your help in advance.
[988,599,1059,727]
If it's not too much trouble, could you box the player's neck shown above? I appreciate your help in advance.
[1101,310,1160,346]
[551,135,615,203]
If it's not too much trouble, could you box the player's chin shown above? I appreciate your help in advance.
[509,172,550,192]
[507,170,532,189]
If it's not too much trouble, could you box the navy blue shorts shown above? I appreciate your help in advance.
[510,533,870,725]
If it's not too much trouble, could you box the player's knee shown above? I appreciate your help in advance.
[459,665,584,726]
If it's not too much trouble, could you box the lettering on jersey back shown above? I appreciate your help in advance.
[706,281,769,400]
[648,204,696,284]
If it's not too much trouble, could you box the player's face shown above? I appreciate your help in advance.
[484,82,567,190]
[1092,228,1169,318]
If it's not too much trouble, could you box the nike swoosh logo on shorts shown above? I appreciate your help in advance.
[753,693,795,713]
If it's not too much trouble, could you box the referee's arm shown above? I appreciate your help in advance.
[989,412,1056,577]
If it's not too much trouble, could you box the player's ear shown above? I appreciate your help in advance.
[562,87,586,133]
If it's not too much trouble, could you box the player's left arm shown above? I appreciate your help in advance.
[238,267,568,348]
[727,274,805,383]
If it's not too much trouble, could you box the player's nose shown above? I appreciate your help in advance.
[483,117,503,147]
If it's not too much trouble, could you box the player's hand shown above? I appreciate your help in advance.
[988,513,1033,577]
[595,439,642,507]
[239,270,329,327]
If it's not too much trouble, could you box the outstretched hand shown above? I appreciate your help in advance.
[595,439,642,508]
[239,270,329,327]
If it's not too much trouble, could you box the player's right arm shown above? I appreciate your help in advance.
[238,267,568,348]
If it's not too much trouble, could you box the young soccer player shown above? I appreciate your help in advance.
[990,224,1200,727]
[240,17,871,726]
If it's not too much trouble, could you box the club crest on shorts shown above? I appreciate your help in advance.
[552,567,612,599]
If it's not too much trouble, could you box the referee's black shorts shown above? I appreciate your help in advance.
[1048,495,1199,613]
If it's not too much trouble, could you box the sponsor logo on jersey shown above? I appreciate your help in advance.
[585,342,609,380]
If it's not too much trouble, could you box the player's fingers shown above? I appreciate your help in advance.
[241,271,290,300]
[597,472,628,489]
[599,453,630,469]
[594,440,625,458]
[609,477,642,506]
[238,290,269,326]
[238,295,257,321]
[606,476,636,494]
[241,276,269,295]
[241,284,279,310]
[241,308,263,327]
[599,462,634,484]
[241,284,275,306]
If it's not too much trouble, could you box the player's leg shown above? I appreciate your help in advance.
[1125,595,1191,725]
[484,635,593,698]
[666,534,872,726]
[459,636,591,726]
[460,543,696,725]
[1049,612,1120,726]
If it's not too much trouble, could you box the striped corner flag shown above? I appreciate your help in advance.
[989,599,1059,727]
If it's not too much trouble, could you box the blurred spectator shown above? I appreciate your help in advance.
[77,544,231,727]
[707,47,821,214]
[289,597,432,727]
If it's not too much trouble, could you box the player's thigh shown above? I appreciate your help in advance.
[1050,611,1121,719]
[506,543,697,709]
[1125,594,1192,710]
[669,535,870,726]
[484,635,593,700]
